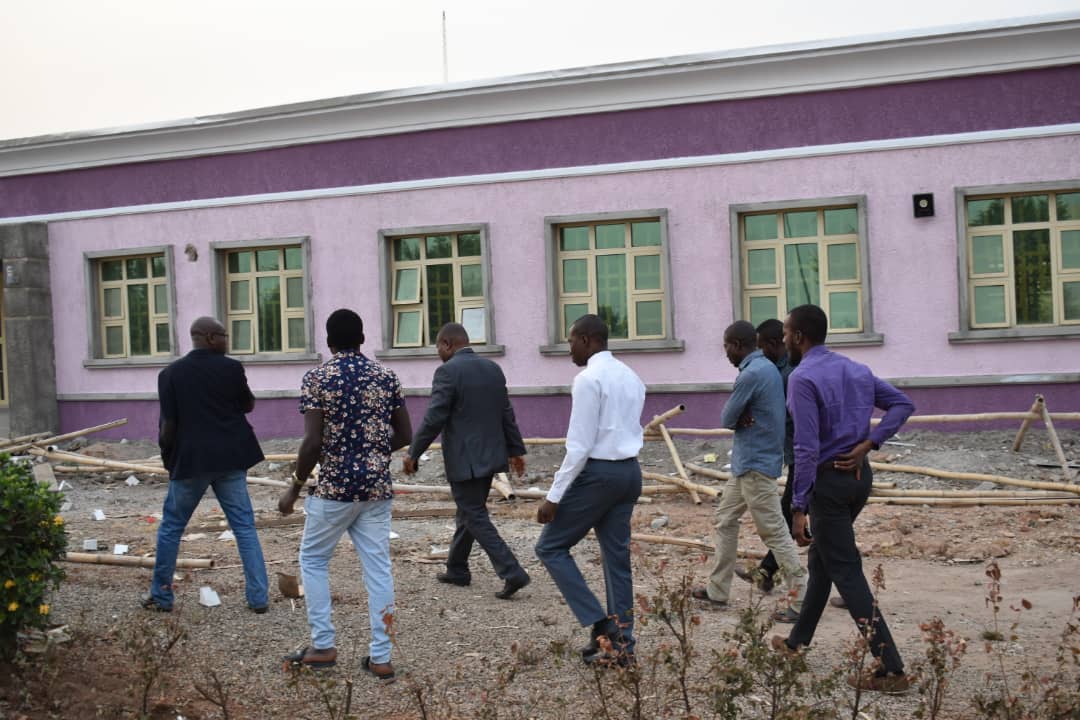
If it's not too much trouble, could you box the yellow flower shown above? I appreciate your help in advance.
[3,580,13,589]
[38,604,49,615]
[53,515,65,526]
[28,573,40,582]
[7,602,17,612]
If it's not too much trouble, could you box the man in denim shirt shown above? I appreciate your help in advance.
[694,321,806,620]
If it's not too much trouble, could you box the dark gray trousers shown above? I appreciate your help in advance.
[788,460,904,674]
[446,475,526,582]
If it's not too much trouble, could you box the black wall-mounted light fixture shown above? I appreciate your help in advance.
[913,193,935,218]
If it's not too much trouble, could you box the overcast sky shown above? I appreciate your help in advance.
[2,0,1079,141]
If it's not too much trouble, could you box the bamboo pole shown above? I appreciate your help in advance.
[651,428,734,437]
[641,470,718,498]
[873,409,1080,425]
[643,404,686,435]
[870,487,1076,499]
[4,419,129,455]
[867,496,1080,507]
[1040,399,1076,482]
[0,431,51,449]
[658,424,701,504]
[63,552,214,568]
[629,533,765,558]
[869,461,1080,495]
[684,462,733,482]
[1012,396,1045,452]
[28,448,167,476]
[492,473,516,500]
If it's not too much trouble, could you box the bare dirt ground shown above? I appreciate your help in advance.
[2,428,1078,719]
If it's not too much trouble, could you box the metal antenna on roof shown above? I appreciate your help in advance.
[441,10,449,83]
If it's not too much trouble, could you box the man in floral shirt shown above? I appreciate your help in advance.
[279,309,412,681]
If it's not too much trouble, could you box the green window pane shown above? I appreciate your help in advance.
[153,283,168,314]
[784,244,820,308]
[636,300,663,336]
[827,243,858,281]
[227,251,252,274]
[394,268,419,303]
[457,233,481,257]
[748,296,779,327]
[560,227,589,251]
[971,235,1004,274]
[824,208,858,235]
[1013,229,1052,325]
[231,319,252,351]
[286,277,305,308]
[425,264,454,344]
[151,255,167,278]
[105,326,124,355]
[256,276,282,351]
[595,254,628,339]
[1011,195,1049,224]
[460,264,483,298]
[744,214,777,241]
[101,260,123,282]
[1056,192,1080,221]
[155,323,171,353]
[425,235,453,259]
[284,247,303,270]
[828,291,859,330]
[230,280,250,311]
[562,258,588,294]
[288,318,306,349]
[746,248,776,285]
[1061,230,1080,270]
[967,198,1003,227]
[103,287,122,318]
[973,285,1006,325]
[634,255,661,290]
[1064,282,1080,321]
[125,257,148,280]
[395,310,421,346]
[126,284,150,355]
[631,221,661,247]
[595,224,625,249]
[394,237,421,262]
[256,249,280,272]
[783,211,818,238]
[563,303,589,338]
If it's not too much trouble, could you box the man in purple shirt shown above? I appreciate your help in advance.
[772,304,915,695]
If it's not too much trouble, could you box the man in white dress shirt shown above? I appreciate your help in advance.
[535,314,646,667]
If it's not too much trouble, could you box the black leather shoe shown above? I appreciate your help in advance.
[494,573,530,600]
[436,572,471,587]
[140,592,172,613]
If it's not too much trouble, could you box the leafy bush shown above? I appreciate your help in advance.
[0,454,68,659]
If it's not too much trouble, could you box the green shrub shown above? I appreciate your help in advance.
[0,454,68,659]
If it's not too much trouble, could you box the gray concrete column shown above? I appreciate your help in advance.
[1,223,58,435]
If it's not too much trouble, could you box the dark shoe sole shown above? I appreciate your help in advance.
[140,592,172,612]
[362,656,396,682]
[283,646,337,670]
[250,605,269,614]
[495,574,530,600]
[690,587,728,607]
[436,573,471,587]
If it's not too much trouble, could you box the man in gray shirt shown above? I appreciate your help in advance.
[693,321,806,621]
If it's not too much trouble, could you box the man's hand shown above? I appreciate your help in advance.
[736,411,755,429]
[509,456,526,477]
[278,486,301,516]
[792,511,812,547]
[536,500,558,524]
[402,457,418,475]
[834,439,874,481]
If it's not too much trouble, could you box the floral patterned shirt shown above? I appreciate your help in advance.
[299,351,405,502]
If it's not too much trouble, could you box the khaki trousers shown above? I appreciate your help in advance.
[705,470,807,608]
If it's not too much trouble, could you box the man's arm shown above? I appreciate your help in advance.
[787,373,821,514]
[540,374,600,519]
[869,377,915,448]
[278,409,323,514]
[403,364,455,473]
[719,371,755,430]
[157,369,177,469]
[389,406,412,452]
[237,365,256,414]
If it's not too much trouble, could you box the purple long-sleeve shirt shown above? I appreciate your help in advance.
[787,345,915,512]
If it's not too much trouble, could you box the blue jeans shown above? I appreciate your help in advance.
[535,458,641,652]
[299,496,395,663]
[150,470,268,610]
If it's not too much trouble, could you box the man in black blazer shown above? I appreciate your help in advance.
[404,323,530,599]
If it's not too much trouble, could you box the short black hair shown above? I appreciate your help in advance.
[326,308,364,349]
[755,318,784,342]
[437,322,469,345]
[571,313,609,346]
[724,320,757,347]
[787,304,828,344]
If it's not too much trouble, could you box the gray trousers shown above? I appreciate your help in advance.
[535,458,642,650]
[447,475,526,582]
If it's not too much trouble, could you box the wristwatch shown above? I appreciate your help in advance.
[290,472,306,489]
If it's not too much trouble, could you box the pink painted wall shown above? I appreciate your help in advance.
[48,134,1080,398]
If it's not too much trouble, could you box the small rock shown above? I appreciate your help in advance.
[82,539,98,551]
[119,438,129,444]
[974,482,998,492]
[218,530,235,541]
[92,509,106,521]
[198,586,221,607]
[60,501,72,512]
[125,475,140,486]
[268,462,282,471]
[182,533,206,542]
[389,530,401,540]
[113,544,129,555]
[650,516,670,530]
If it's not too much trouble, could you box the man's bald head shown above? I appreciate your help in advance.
[190,316,227,353]
[435,323,470,362]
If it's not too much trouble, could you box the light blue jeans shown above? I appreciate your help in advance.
[150,470,268,609]
[299,496,395,663]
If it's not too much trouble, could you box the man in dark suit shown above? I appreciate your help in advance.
[143,316,268,613]
[404,323,530,600]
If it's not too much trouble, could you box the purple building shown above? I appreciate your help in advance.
[1,14,1078,439]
